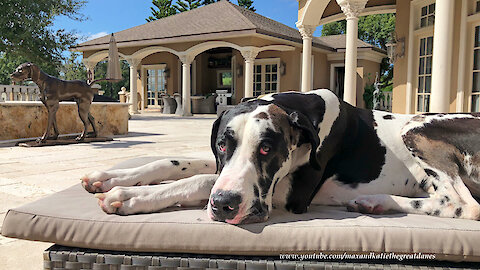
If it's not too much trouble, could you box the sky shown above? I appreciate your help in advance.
[53,0,323,45]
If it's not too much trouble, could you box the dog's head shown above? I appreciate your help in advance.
[207,98,322,224]
[11,63,36,82]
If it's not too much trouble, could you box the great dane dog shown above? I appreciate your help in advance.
[82,90,480,224]
[11,63,97,142]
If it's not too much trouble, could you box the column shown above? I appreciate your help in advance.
[83,60,96,84]
[337,0,367,106]
[297,24,316,92]
[241,49,259,98]
[180,55,193,116]
[430,0,455,113]
[127,58,141,114]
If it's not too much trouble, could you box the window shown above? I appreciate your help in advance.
[145,66,167,107]
[472,26,480,112]
[477,0,480,13]
[416,36,433,112]
[253,60,279,97]
[420,3,435,27]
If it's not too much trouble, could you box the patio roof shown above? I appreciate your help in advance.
[73,0,337,52]
[314,35,385,54]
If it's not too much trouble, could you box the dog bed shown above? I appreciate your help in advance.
[2,158,480,269]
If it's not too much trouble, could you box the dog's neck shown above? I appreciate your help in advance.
[30,66,48,89]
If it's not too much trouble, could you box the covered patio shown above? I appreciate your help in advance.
[73,0,386,115]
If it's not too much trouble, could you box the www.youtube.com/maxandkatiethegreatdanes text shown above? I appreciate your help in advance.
[279,252,436,261]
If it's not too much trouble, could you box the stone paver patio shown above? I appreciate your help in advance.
[0,112,216,270]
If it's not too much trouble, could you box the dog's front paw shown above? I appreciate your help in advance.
[81,169,143,193]
[346,195,387,215]
[95,186,149,215]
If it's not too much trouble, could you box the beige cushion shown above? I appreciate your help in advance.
[2,158,480,262]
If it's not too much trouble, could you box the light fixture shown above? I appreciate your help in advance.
[386,32,405,64]
[280,61,286,76]
[237,64,243,77]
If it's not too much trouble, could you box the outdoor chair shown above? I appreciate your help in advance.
[2,156,480,269]
[191,94,217,114]
[161,94,177,114]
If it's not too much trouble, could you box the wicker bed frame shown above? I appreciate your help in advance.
[44,245,480,270]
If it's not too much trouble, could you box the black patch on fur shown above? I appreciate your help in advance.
[433,210,441,216]
[432,183,438,191]
[455,207,463,217]
[412,200,423,209]
[171,160,179,166]
[253,186,259,197]
[383,114,395,120]
[325,108,387,187]
[424,169,438,179]
[182,167,187,171]
[440,199,445,205]
[444,195,450,202]
[419,178,428,190]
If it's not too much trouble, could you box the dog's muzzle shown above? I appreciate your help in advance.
[209,190,269,224]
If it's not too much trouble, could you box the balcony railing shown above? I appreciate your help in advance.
[0,85,41,102]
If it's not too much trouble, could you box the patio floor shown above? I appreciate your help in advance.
[0,112,216,270]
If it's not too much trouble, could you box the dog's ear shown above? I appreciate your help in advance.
[288,111,321,170]
[211,111,226,173]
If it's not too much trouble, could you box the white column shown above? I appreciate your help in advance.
[180,55,193,116]
[337,0,367,106]
[127,58,141,114]
[297,24,316,92]
[82,60,96,84]
[241,49,259,98]
[430,0,455,113]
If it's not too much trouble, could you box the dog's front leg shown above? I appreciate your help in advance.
[82,158,216,193]
[38,101,59,142]
[96,174,218,215]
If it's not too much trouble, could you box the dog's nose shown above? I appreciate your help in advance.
[210,190,242,221]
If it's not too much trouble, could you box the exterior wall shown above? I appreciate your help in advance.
[391,0,410,113]
[0,102,129,140]
[392,0,470,114]
[313,51,330,90]
[140,52,180,109]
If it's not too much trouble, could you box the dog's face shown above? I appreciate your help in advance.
[207,100,320,224]
[11,63,34,82]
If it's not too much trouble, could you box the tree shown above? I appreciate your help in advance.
[147,0,177,22]
[322,14,395,90]
[0,0,86,84]
[238,0,255,11]
[61,53,87,81]
[174,0,202,12]
[321,14,395,51]
[94,60,130,100]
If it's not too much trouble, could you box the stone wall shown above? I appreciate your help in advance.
[0,102,129,140]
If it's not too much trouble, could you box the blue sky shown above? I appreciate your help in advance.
[54,0,323,44]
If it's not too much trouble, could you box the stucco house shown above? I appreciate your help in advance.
[72,0,385,115]
[297,0,480,114]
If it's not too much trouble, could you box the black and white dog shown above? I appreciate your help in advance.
[82,90,480,224]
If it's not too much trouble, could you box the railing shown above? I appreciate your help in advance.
[0,85,40,102]
[380,91,393,112]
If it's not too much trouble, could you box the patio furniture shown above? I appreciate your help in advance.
[2,157,480,269]
[161,94,177,114]
[174,93,183,115]
[191,94,217,114]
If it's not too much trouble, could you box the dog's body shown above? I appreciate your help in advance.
[82,90,480,224]
[11,63,97,142]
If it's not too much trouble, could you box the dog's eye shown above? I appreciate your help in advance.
[218,142,227,153]
[260,143,271,156]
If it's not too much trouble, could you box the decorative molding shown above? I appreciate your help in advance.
[240,49,259,62]
[179,54,194,65]
[296,23,317,39]
[336,0,368,20]
[126,57,141,69]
